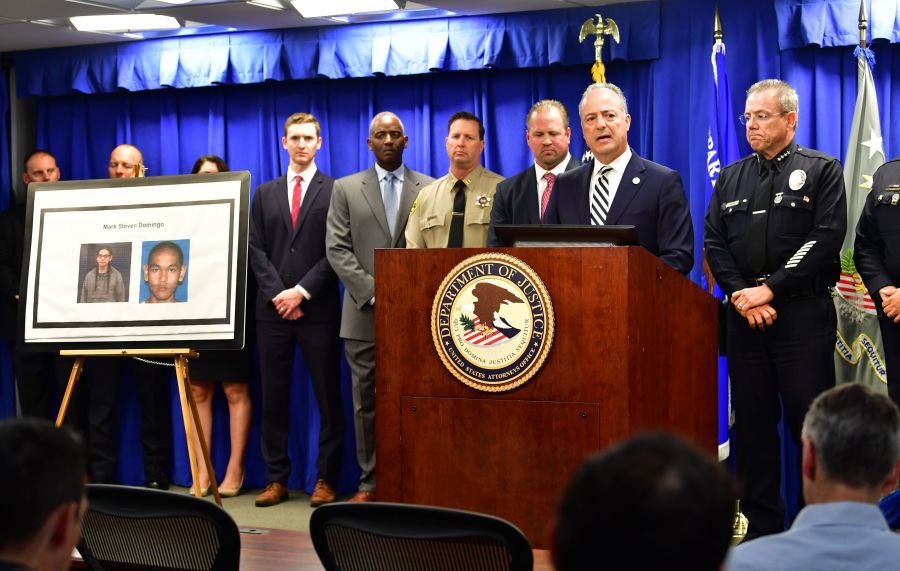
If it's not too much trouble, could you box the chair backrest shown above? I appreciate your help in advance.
[309,502,533,571]
[79,484,241,571]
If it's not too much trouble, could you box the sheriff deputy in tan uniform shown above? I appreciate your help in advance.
[406,111,504,248]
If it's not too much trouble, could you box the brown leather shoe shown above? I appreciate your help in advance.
[309,479,336,507]
[348,491,376,503]
[255,482,289,507]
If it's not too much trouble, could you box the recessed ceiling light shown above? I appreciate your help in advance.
[289,0,400,18]
[247,0,284,9]
[70,14,181,32]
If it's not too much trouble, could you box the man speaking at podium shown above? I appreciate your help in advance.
[542,83,694,275]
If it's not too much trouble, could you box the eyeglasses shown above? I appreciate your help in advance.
[738,112,785,126]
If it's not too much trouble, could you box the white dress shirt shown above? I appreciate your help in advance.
[590,147,632,214]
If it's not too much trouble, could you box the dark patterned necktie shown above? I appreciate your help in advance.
[447,179,466,248]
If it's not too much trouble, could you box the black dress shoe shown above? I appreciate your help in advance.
[145,480,170,490]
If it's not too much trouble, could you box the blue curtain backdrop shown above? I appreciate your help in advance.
[0,69,12,419]
[2,0,900,506]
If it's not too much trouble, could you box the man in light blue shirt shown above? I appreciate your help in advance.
[728,383,900,570]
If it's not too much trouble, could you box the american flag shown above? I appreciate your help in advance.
[836,272,876,313]
[462,317,512,346]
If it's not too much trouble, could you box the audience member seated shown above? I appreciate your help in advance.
[727,383,900,570]
[553,432,735,571]
[0,418,87,571]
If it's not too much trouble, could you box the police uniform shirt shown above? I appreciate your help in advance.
[705,140,847,298]
[405,164,505,248]
[855,158,900,307]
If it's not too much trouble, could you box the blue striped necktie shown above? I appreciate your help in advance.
[590,165,613,225]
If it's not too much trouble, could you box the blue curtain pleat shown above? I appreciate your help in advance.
[776,0,900,49]
[13,4,661,97]
[0,69,12,419]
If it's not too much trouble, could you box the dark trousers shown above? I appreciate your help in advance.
[257,318,343,486]
[727,294,836,538]
[80,358,173,483]
[880,315,900,408]
[14,350,75,421]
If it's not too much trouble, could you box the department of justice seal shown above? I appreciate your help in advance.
[431,253,554,392]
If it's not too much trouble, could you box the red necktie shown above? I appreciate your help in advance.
[291,175,303,230]
[540,172,556,222]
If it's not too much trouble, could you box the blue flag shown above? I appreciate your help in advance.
[706,39,740,461]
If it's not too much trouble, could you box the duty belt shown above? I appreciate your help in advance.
[743,274,833,299]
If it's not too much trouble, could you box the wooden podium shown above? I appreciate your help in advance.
[374,246,717,548]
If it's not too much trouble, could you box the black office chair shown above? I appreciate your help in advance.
[79,484,241,571]
[309,502,533,571]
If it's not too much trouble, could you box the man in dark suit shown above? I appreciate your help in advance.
[78,144,173,489]
[326,112,434,502]
[0,150,71,421]
[250,112,344,508]
[487,100,580,247]
[543,83,694,275]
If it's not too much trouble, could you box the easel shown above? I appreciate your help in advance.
[55,348,222,506]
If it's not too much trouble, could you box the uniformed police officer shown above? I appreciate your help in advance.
[405,111,504,248]
[705,79,847,538]
[855,158,900,407]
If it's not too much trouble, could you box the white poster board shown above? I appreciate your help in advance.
[19,172,250,350]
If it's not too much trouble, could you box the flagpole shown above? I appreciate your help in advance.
[714,2,723,45]
[859,0,867,49]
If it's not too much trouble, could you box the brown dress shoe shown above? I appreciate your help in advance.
[255,482,289,507]
[309,479,336,507]
[348,491,376,503]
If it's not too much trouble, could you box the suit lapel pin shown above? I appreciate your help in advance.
[632,177,640,185]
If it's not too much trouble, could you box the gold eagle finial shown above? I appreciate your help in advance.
[579,13,620,83]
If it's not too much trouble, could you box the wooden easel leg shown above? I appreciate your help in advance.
[174,355,222,506]
[55,356,86,428]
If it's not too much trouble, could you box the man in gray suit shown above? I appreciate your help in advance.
[326,112,434,502]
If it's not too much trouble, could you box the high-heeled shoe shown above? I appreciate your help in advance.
[218,475,244,498]
[189,483,210,497]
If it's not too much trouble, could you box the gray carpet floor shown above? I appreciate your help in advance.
[171,485,352,532]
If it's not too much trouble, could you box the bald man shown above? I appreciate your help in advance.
[79,145,173,488]
[108,144,144,178]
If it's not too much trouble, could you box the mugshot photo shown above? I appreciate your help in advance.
[139,239,191,304]
[77,243,133,303]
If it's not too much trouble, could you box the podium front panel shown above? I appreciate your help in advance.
[375,247,717,548]
[400,396,601,544]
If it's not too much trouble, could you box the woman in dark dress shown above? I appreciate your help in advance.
[188,155,253,496]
